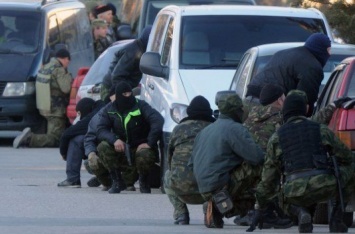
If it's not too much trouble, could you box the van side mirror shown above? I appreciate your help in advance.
[140,52,169,79]
[116,24,133,40]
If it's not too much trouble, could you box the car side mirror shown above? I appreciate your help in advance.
[140,52,169,79]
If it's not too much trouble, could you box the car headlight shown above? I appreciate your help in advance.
[170,103,188,123]
[3,82,35,97]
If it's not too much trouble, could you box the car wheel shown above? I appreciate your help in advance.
[313,203,329,224]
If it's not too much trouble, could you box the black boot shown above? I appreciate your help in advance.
[329,203,348,233]
[108,170,126,194]
[289,205,313,233]
[139,174,151,193]
[174,213,190,225]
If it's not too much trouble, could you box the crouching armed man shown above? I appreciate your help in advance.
[254,91,355,233]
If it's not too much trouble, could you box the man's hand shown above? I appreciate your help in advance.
[137,143,150,152]
[333,97,352,108]
[88,152,100,170]
[114,139,125,152]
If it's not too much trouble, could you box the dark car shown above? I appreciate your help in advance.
[0,0,95,135]
[313,56,355,227]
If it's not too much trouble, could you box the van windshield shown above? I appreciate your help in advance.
[180,15,326,69]
[0,11,41,54]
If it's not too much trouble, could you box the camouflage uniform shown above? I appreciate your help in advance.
[255,117,355,216]
[243,105,282,152]
[190,94,264,217]
[31,58,72,147]
[97,141,156,184]
[94,36,111,60]
[164,119,211,219]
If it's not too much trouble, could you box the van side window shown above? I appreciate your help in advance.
[48,15,60,48]
[161,17,174,66]
[57,9,79,52]
[150,14,169,53]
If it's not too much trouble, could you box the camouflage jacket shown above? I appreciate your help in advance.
[243,105,282,152]
[167,119,212,195]
[94,36,112,60]
[255,116,354,208]
[37,58,72,117]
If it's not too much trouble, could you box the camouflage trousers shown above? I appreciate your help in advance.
[282,168,355,217]
[164,169,204,218]
[97,141,156,179]
[30,116,66,147]
[201,162,262,217]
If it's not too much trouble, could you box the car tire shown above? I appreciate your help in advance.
[313,203,329,224]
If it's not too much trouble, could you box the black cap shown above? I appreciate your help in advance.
[76,97,95,119]
[55,48,71,60]
[186,95,212,118]
[259,84,284,106]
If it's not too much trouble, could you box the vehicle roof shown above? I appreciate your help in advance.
[248,42,355,57]
[164,5,324,17]
[0,0,83,11]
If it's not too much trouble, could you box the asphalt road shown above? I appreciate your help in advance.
[0,140,353,234]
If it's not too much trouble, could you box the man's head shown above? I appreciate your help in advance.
[95,5,113,24]
[259,84,285,106]
[187,95,213,119]
[217,93,244,123]
[282,90,308,122]
[76,97,96,120]
[55,48,71,68]
[304,33,331,67]
[139,26,152,50]
[91,19,108,38]
[114,81,136,112]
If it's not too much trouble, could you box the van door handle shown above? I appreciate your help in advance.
[148,83,154,90]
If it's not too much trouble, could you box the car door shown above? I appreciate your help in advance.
[141,12,174,114]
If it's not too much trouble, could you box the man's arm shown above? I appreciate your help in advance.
[96,104,118,145]
[139,101,164,148]
[54,67,72,94]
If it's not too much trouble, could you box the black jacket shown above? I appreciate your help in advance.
[84,107,106,156]
[247,46,324,115]
[110,39,145,88]
[97,99,163,148]
[59,100,105,156]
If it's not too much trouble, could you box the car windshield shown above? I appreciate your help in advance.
[81,47,118,86]
[0,11,41,53]
[180,15,326,69]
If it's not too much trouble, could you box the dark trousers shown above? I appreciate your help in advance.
[66,135,85,182]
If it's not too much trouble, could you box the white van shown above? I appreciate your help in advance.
[139,5,334,179]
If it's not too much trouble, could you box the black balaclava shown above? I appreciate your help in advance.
[182,95,215,123]
[304,33,331,68]
[115,81,136,112]
[282,93,307,122]
[76,97,96,120]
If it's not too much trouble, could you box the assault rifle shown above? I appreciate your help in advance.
[329,153,345,212]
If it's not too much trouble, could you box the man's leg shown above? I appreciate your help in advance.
[135,148,156,193]
[97,141,126,193]
[66,135,85,182]
[30,116,66,147]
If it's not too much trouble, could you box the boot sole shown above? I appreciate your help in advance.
[13,127,31,148]
[87,177,101,187]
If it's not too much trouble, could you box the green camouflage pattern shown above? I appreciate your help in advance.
[94,37,111,59]
[29,116,66,147]
[37,58,72,117]
[311,104,336,125]
[243,105,282,152]
[100,83,110,101]
[256,119,355,212]
[97,141,156,178]
[287,89,308,102]
[201,162,261,217]
[217,93,243,116]
[166,119,212,195]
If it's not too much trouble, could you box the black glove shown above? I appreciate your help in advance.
[333,97,352,108]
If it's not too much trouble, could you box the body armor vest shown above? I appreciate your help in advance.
[278,119,329,174]
[35,59,61,111]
